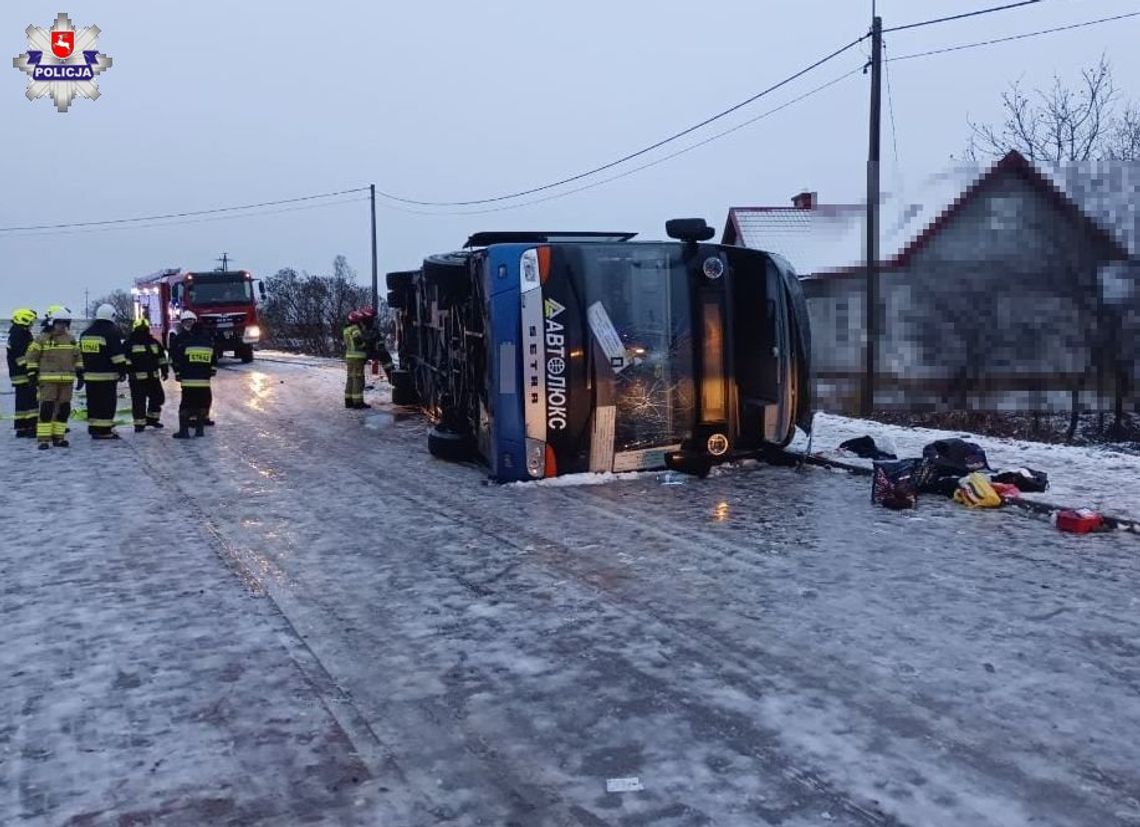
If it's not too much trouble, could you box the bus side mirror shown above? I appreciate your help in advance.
[666,218,715,243]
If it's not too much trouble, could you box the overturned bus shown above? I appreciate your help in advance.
[386,218,812,482]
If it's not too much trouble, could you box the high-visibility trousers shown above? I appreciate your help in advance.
[179,383,212,425]
[345,358,366,406]
[129,376,165,426]
[36,381,73,443]
[86,380,118,436]
[12,382,37,435]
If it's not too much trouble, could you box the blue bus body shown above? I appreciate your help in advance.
[388,226,812,482]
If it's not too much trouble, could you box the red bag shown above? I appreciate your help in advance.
[990,482,1021,501]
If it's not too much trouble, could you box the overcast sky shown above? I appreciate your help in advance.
[2,0,1138,315]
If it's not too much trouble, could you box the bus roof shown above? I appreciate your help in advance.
[463,231,637,248]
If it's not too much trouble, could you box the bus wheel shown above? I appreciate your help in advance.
[386,271,414,291]
[423,253,470,305]
[390,370,418,405]
[428,426,473,463]
[238,344,254,363]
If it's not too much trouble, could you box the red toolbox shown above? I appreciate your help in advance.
[1056,509,1104,534]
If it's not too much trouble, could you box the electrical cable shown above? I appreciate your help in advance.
[0,187,369,233]
[376,65,865,217]
[889,10,1140,61]
[3,195,370,238]
[883,0,1042,33]
[372,35,869,207]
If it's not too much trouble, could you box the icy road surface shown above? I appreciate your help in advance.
[3,355,1140,826]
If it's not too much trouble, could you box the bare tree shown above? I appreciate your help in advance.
[258,258,381,356]
[968,56,1140,163]
[1106,103,1140,161]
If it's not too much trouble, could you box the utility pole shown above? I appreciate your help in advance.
[862,14,882,418]
[216,252,230,272]
[84,289,89,320]
[370,184,379,309]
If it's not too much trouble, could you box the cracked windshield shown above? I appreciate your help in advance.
[578,244,695,451]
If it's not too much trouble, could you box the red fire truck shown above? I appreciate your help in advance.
[133,268,265,362]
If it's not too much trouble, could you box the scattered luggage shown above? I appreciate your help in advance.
[921,438,989,476]
[871,459,921,510]
[952,472,1003,508]
[1056,509,1104,534]
[840,435,897,461]
[989,482,1021,501]
[991,467,1049,493]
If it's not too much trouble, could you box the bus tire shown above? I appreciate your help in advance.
[428,426,473,463]
[390,369,417,405]
[423,253,470,302]
[386,270,415,291]
[238,344,254,363]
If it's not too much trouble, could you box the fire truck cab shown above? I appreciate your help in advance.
[133,268,264,362]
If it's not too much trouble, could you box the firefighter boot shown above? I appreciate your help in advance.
[135,425,146,433]
[194,420,205,437]
[172,416,191,439]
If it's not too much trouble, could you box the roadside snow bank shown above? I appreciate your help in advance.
[505,470,652,488]
[790,412,1140,521]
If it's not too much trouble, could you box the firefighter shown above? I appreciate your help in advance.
[39,304,64,333]
[343,309,369,409]
[169,311,216,438]
[6,308,39,438]
[357,306,395,383]
[25,308,83,449]
[79,303,129,440]
[125,317,169,431]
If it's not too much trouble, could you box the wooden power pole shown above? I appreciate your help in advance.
[862,15,883,418]
[370,184,379,310]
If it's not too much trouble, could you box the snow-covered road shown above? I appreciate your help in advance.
[3,357,1140,826]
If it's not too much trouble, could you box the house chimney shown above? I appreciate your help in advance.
[792,191,817,209]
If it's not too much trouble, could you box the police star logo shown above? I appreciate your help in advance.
[12,12,113,113]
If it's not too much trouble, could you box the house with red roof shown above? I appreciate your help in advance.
[724,151,1140,417]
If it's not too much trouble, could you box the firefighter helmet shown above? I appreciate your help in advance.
[52,308,73,323]
[358,306,377,320]
[95,303,117,321]
[347,310,362,324]
[179,310,198,323]
[11,308,37,326]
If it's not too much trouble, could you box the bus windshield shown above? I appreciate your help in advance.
[573,244,695,452]
[188,278,252,306]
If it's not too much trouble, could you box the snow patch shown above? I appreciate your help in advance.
[506,470,652,488]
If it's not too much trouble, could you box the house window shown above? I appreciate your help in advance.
[836,297,849,344]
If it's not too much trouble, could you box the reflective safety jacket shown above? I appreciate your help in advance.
[343,324,368,361]
[79,319,128,382]
[125,327,169,380]
[6,323,34,386]
[25,329,83,384]
[170,328,216,388]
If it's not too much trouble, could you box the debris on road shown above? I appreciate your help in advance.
[605,777,645,793]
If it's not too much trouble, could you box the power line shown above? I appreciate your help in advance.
[889,10,1140,61]
[379,65,865,217]
[3,194,370,238]
[883,0,1042,34]
[884,41,902,190]
[373,34,869,208]
[0,187,369,233]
